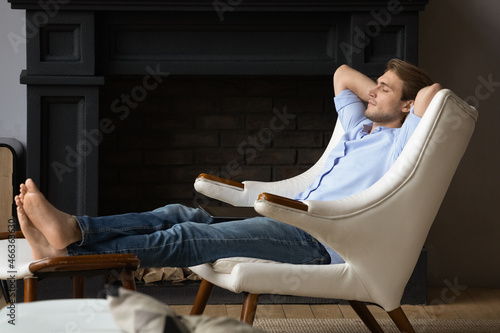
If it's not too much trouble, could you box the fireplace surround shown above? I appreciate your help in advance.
[9,0,429,303]
[9,0,429,216]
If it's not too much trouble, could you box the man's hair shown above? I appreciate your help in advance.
[386,59,434,101]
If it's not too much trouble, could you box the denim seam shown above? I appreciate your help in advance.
[72,215,86,246]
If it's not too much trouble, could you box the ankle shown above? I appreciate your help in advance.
[68,216,83,244]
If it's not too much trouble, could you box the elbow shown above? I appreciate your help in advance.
[414,83,444,117]
[431,83,443,92]
[333,64,351,81]
[417,83,443,101]
[333,64,351,95]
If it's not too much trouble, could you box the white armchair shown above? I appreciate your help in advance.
[189,89,478,333]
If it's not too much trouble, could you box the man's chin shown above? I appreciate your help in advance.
[364,109,375,121]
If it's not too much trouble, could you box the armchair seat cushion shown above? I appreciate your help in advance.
[211,257,283,274]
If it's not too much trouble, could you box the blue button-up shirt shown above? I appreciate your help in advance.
[295,89,421,264]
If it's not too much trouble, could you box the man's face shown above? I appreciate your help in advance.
[365,70,411,127]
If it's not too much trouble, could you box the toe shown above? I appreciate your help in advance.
[25,178,37,191]
[17,206,26,219]
[15,195,23,207]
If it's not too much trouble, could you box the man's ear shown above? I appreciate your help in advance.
[402,100,414,113]
[401,100,414,122]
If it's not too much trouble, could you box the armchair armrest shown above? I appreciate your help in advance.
[257,193,308,212]
[196,173,244,190]
[254,192,343,250]
[29,254,140,275]
[195,173,255,207]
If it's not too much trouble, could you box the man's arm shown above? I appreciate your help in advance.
[413,83,443,117]
[333,64,376,101]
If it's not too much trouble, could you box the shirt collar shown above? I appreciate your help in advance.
[361,124,373,134]
[362,123,398,135]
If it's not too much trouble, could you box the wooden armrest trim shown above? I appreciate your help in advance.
[197,173,245,190]
[257,193,308,212]
[29,254,140,273]
[0,231,25,240]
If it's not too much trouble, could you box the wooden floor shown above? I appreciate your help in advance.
[2,287,500,320]
[168,288,500,321]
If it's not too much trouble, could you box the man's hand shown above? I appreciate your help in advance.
[333,64,376,101]
[413,83,443,117]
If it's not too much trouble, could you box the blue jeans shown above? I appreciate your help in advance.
[67,204,331,268]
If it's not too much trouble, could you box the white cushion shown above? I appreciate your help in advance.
[211,257,283,274]
[0,239,35,279]
[0,299,123,332]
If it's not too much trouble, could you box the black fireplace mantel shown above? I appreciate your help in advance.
[10,0,429,11]
[9,0,429,216]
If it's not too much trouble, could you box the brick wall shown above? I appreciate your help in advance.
[98,75,336,216]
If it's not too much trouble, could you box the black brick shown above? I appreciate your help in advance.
[120,134,169,150]
[231,166,272,182]
[222,97,273,113]
[194,148,244,164]
[154,78,193,96]
[273,98,324,114]
[144,150,193,165]
[173,98,221,113]
[297,113,337,130]
[119,167,170,183]
[171,131,219,147]
[297,76,333,97]
[194,78,245,96]
[273,166,311,181]
[100,184,141,201]
[297,148,325,165]
[247,149,296,165]
[145,115,194,131]
[220,130,271,148]
[273,132,323,148]
[171,165,212,182]
[245,113,297,131]
[144,183,194,200]
[246,79,297,96]
[195,115,244,129]
[101,150,143,165]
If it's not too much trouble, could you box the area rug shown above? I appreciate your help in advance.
[253,318,500,333]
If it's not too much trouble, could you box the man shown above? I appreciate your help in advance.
[15,59,441,268]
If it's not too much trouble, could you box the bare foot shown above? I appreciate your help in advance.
[21,179,82,250]
[17,206,67,260]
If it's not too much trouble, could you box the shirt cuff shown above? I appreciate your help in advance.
[334,89,362,112]
[406,106,421,124]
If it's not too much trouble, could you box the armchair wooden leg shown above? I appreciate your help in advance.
[348,300,384,333]
[191,279,214,315]
[241,293,259,325]
[388,307,415,333]
[73,276,85,298]
[24,277,38,302]
[121,269,137,291]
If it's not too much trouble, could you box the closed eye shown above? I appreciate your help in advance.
[376,79,393,93]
